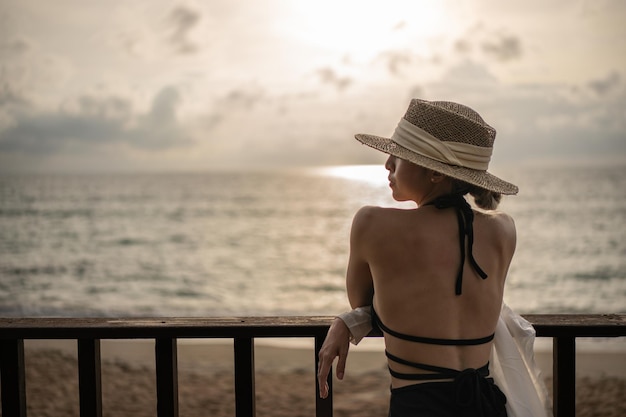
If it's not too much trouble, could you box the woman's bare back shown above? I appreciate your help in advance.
[349,203,516,387]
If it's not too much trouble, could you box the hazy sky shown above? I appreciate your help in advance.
[1,0,624,173]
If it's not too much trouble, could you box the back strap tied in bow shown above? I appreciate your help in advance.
[425,193,488,295]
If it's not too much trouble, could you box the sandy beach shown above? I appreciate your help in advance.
[3,339,625,417]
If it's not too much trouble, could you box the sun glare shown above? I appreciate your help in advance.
[285,0,447,62]
[317,165,389,186]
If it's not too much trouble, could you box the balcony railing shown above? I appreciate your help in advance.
[1,314,624,417]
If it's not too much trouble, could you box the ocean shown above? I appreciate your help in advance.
[1,163,625,319]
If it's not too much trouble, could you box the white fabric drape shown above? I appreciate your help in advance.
[490,303,553,417]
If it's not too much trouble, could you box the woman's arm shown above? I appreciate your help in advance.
[346,207,375,308]
[317,317,350,398]
[317,307,375,398]
[317,207,378,398]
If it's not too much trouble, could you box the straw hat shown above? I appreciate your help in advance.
[355,98,518,195]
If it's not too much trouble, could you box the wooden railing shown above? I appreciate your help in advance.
[1,314,624,417]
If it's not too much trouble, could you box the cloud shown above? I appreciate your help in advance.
[454,39,472,55]
[132,86,193,149]
[166,5,202,54]
[0,86,192,153]
[316,68,352,91]
[437,60,499,87]
[0,83,30,109]
[0,34,74,107]
[451,26,523,63]
[588,71,621,96]
[423,61,626,162]
[190,84,267,133]
[221,86,266,109]
[1,37,33,55]
[377,50,413,76]
[481,34,523,62]
[374,25,524,80]
[392,20,407,31]
[146,87,179,125]
[0,113,124,154]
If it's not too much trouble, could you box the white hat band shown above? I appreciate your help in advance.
[391,118,492,170]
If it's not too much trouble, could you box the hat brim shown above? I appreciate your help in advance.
[355,133,519,195]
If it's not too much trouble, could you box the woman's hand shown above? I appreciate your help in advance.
[317,317,351,399]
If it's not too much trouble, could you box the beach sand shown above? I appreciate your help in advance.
[2,339,625,417]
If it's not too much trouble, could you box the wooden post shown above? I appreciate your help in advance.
[234,337,255,417]
[156,338,179,417]
[77,338,103,417]
[0,339,27,417]
[315,334,333,417]
[553,336,575,417]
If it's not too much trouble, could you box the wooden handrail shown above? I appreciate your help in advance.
[1,314,625,417]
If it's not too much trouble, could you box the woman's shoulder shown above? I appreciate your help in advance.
[352,205,410,224]
[351,205,419,238]
[476,209,517,252]
[349,206,412,253]
[478,209,516,232]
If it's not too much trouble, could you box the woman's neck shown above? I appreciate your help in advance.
[416,184,455,207]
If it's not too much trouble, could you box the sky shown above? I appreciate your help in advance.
[0,0,625,173]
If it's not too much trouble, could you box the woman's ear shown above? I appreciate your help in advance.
[429,170,446,183]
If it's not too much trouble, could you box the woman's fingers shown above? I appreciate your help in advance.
[317,318,352,397]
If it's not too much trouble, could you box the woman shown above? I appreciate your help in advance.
[317,98,518,416]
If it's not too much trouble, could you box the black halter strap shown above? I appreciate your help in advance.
[425,194,488,295]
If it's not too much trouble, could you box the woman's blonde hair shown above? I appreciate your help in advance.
[452,180,502,210]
